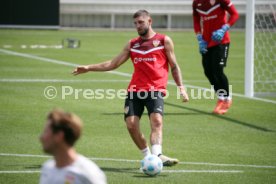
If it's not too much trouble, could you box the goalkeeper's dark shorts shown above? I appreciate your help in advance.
[124,91,164,120]
[202,43,230,67]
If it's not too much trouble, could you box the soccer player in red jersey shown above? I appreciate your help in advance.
[193,0,239,114]
[72,10,189,166]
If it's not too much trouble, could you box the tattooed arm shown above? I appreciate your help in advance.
[164,36,189,102]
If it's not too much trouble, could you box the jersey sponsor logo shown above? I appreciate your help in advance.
[133,43,140,49]
[133,57,157,64]
[203,14,218,21]
[210,0,216,6]
[152,40,160,47]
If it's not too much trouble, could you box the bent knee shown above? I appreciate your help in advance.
[150,116,163,129]
[125,117,139,131]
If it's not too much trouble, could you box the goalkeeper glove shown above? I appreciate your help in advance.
[197,34,208,54]
[211,24,230,42]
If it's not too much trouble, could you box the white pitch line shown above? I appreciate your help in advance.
[168,80,276,104]
[0,48,275,104]
[93,158,276,169]
[0,48,78,67]
[0,78,245,83]
[0,170,243,174]
[91,157,138,163]
[0,170,41,174]
[0,153,275,169]
[0,79,130,83]
[180,161,276,169]
[0,48,129,77]
[162,170,243,173]
[0,153,50,158]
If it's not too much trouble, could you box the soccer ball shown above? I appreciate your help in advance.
[141,154,163,176]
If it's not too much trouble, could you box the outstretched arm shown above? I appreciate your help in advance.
[72,42,130,75]
[164,36,189,102]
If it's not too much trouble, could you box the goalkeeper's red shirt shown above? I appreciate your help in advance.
[128,33,168,94]
[193,0,239,48]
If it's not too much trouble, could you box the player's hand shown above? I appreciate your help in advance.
[197,34,208,54]
[211,24,230,42]
[179,86,189,102]
[72,65,89,75]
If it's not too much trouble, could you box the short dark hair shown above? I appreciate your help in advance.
[47,109,82,146]
[133,10,150,19]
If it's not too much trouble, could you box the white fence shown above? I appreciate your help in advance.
[60,0,247,28]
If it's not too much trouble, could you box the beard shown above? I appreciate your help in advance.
[41,142,57,155]
[138,27,149,36]
[42,144,54,154]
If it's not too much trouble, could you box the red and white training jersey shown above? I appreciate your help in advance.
[128,33,169,94]
[193,0,239,48]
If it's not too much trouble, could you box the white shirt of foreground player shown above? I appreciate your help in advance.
[40,154,107,184]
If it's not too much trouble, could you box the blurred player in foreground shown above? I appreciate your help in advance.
[73,10,189,166]
[39,109,107,184]
[193,0,239,114]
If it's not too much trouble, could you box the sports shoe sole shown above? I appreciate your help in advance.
[162,159,179,167]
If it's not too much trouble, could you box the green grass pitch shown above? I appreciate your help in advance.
[0,29,275,184]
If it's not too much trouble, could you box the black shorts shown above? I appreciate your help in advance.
[202,43,230,67]
[124,91,164,119]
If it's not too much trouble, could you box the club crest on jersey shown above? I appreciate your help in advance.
[152,40,160,47]
[210,0,216,6]
[64,174,74,184]
[133,43,140,49]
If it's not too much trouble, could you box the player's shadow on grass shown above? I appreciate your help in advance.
[24,165,41,169]
[101,167,167,178]
[164,102,275,132]
[102,104,274,132]
[102,112,200,116]
[2,164,41,171]
[132,174,167,178]
[101,167,138,174]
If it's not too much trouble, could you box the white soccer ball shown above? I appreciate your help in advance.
[141,154,163,176]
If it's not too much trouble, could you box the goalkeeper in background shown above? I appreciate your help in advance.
[193,0,239,114]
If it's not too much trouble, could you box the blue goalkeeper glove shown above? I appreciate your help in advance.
[212,24,230,42]
[197,34,208,54]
